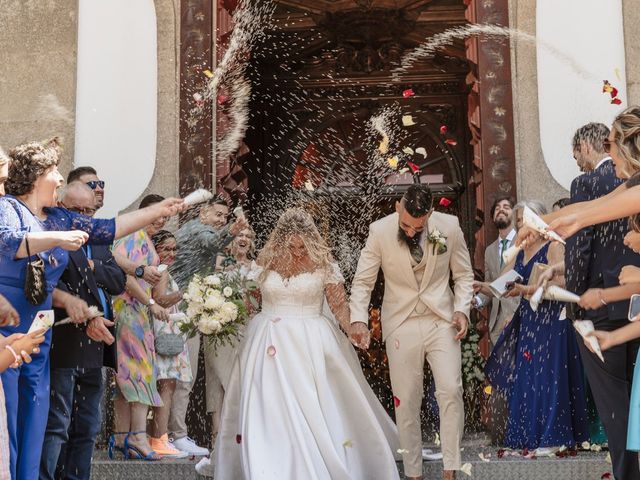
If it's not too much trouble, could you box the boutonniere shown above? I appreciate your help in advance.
[427,228,447,255]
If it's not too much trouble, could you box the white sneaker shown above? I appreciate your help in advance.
[195,457,215,477]
[170,436,209,456]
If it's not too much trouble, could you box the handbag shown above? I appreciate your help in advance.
[24,234,47,305]
[155,333,185,357]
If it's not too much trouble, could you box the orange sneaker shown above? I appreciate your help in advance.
[149,434,188,458]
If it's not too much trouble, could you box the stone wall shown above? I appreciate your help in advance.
[0,0,180,214]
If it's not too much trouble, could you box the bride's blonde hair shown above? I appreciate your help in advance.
[257,208,332,279]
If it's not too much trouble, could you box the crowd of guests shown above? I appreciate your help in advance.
[0,138,253,479]
[475,106,640,480]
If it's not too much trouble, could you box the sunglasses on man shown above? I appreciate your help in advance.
[86,180,105,190]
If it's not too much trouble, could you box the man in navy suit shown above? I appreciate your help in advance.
[565,123,640,480]
[40,181,126,480]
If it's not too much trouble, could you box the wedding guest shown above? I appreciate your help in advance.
[474,195,519,347]
[148,230,192,458]
[110,194,173,461]
[0,138,182,479]
[196,226,256,476]
[40,182,126,480]
[485,201,588,453]
[167,198,247,456]
[67,166,105,210]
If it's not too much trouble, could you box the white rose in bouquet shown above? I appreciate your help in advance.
[223,286,234,298]
[198,314,222,335]
[220,302,239,323]
[204,290,225,310]
[186,303,203,318]
[187,280,204,300]
[204,274,222,288]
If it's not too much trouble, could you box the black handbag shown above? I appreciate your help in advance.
[154,333,185,356]
[24,234,47,305]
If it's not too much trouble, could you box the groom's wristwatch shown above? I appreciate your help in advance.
[146,298,156,307]
[134,265,145,278]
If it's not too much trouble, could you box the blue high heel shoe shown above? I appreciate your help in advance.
[124,431,161,461]
[108,432,129,460]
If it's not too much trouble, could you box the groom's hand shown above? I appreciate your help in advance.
[452,312,468,341]
[349,322,370,350]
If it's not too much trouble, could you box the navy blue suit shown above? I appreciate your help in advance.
[565,159,640,480]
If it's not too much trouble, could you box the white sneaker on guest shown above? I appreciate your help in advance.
[195,457,215,477]
[170,436,209,456]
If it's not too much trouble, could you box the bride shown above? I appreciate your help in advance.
[213,208,399,479]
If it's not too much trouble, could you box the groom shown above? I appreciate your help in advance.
[350,184,474,480]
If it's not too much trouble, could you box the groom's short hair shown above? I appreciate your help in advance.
[402,184,433,218]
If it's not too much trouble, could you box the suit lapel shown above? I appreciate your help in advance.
[419,215,440,291]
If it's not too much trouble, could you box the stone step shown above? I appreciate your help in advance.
[90,447,612,479]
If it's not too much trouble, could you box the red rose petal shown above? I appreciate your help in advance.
[445,139,458,146]
[267,345,276,357]
[236,434,242,444]
[523,351,532,361]
[439,198,452,207]
[394,396,401,407]
[601,473,612,479]
[439,125,448,135]
[612,98,622,105]
[402,89,414,98]
[407,162,420,174]
[217,94,228,105]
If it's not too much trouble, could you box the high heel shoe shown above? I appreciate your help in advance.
[108,432,129,460]
[124,431,161,461]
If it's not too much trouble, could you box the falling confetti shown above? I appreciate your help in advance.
[402,147,414,155]
[415,147,427,158]
[402,88,415,98]
[379,135,390,154]
[434,432,441,446]
[478,453,490,462]
[393,396,401,408]
[523,351,532,361]
[401,115,416,126]
[407,162,420,174]
[483,385,492,395]
[445,139,458,146]
[304,180,315,191]
[397,449,409,454]
[342,439,353,448]
[387,156,399,169]
[439,125,448,135]
[439,198,452,207]
[603,80,622,105]
[236,434,242,444]
[460,463,473,476]
[394,339,400,349]
[203,69,214,78]
[602,473,612,479]
[267,345,277,357]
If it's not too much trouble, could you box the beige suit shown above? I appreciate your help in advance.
[350,211,474,475]
[480,235,519,347]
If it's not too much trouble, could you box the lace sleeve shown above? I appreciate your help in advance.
[325,262,345,285]
[0,198,27,261]
[44,208,116,245]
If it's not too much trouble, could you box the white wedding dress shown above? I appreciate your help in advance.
[214,263,400,480]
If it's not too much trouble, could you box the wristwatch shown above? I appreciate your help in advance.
[147,298,156,307]
[134,265,145,278]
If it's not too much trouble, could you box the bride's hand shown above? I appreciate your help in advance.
[349,322,370,350]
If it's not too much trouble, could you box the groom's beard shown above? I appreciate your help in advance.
[398,228,421,249]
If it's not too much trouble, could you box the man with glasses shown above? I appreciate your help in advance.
[41,182,126,480]
[67,166,105,210]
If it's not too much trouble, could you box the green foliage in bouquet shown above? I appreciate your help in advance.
[461,324,485,431]
[179,271,258,350]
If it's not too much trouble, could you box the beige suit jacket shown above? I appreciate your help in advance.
[481,236,519,345]
[350,211,474,340]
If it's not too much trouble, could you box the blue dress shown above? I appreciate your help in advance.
[0,195,115,480]
[626,352,640,450]
[485,243,588,449]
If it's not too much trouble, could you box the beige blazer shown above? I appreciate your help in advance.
[481,236,519,344]
[350,212,474,340]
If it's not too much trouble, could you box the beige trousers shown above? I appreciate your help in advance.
[168,333,200,440]
[386,315,464,476]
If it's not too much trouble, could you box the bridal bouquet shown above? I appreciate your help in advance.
[179,272,257,349]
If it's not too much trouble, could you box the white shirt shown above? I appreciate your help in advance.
[497,229,516,265]
[594,156,612,171]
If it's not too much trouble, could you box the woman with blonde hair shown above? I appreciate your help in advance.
[212,208,399,479]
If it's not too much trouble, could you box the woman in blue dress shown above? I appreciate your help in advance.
[0,138,184,479]
[485,201,588,452]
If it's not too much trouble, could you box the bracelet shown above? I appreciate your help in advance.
[598,289,608,306]
[5,345,20,367]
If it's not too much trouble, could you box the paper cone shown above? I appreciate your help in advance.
[28,310,55,334]
[543,285,580,303]
[573,320,604,362]
[183,188,213,206]
[529,286,544,311]
[502,245,521,265]
[168,312,187,323]
[523,206,566,244]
